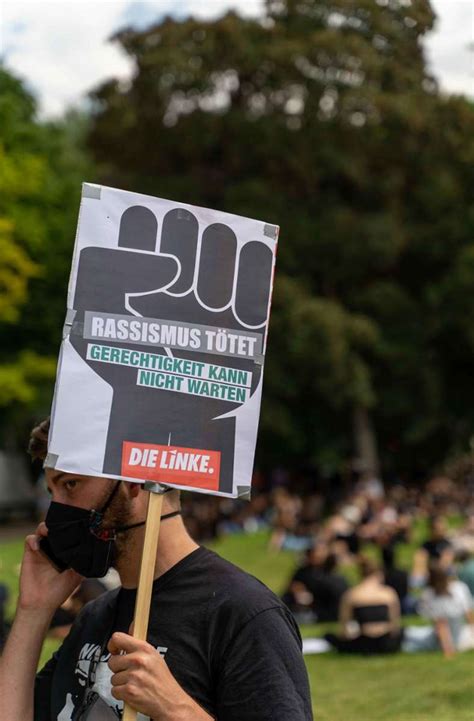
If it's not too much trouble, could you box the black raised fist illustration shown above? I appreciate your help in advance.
[71,205,273,493]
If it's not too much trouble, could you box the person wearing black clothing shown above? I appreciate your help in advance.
[382,546,412,614]
[412,517,454,586]
[36,547,309,719]
[324,556,403,655]
[284,545,348,622]
[421,517,453,561]
[325,604,402,654]
[0,419,313,721]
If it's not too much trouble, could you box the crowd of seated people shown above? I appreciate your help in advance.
[184,462,474,655]
[182,465,474,657]
[4,465,474,658]
[272,473,474,656]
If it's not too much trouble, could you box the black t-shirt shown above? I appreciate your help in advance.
[35,547,313,720]
[49,607,76,630]
[383,568,408,602]
[293,565,348,621]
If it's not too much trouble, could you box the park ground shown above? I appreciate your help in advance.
[1,529,473,721]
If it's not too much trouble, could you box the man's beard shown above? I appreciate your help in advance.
[101,483,137,561]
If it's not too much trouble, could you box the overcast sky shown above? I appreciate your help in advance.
[0,0,472,118]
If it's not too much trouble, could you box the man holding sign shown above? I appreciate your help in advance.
[0,419,313,720]
[0,186,313,719]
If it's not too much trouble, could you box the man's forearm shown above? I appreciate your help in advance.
[0,608,52,721]
[172,695,215,721]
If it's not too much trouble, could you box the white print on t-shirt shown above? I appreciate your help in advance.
[91,657,123,716]
[56,643,168,720]
[58,693,75,720]
[74,642,102,687]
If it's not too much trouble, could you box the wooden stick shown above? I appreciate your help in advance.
[122,490,164,721]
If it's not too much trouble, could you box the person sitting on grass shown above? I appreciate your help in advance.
[382,545,417,615]
[411,516,454,588]
[403,563,474,657]
[457,548,474,597]
[282,543,348,623]
[324,555,402,655]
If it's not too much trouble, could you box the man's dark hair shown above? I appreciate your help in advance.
[28,416,182,509]
[28,417,50,461]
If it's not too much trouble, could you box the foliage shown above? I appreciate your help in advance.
[0,69,43,323]
[0,215,38,323]
[0,352,57,405]
[2,1,474,474]
[86,0,474,472]
[0,66,95,445]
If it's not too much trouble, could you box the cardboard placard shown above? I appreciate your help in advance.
[47,184,278,498]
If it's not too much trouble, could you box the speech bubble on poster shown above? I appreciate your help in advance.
[46,183,279,498]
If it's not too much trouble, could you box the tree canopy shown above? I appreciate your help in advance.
[86,0,474,474]
[0,66,94,444]
[3,0,474,478]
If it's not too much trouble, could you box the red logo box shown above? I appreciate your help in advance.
[122,441,221,491]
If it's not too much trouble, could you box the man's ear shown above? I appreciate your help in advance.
[125,481,142,499]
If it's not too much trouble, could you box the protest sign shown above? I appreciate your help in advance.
[46,184,278,498]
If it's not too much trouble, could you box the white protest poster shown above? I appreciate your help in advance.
[46,183,278,498]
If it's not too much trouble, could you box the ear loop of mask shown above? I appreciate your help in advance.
[156,488,182,522]
[161,510,182,521]
[92,482,182,539]
[88,480,121,532]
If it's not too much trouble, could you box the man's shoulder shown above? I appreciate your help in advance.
[191,548,302,665]
[195,547,288,623]
[199,546,278,594]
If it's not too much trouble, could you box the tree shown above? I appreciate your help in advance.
[86,0,474,475]
[0,70,41,324]
[0,67,95,446]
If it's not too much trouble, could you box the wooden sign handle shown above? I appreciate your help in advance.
[122,489,164,721]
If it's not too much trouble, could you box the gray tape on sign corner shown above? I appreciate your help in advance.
[44,453,59,469]
[237,486,252,501]
[70,321,84,337]
[264,223,279,240]
[82,183,102,200]
[62,309,77,339]
[144,481,170,495]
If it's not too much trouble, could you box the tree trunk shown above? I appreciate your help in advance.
[353,405,380,477]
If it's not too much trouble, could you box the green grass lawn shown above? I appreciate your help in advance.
[1,529,473,720]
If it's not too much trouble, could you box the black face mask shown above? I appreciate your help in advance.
[40,481,145,578]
